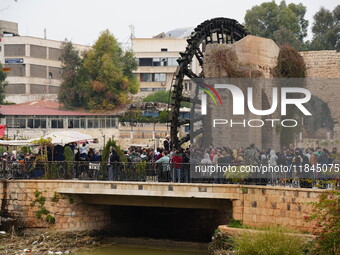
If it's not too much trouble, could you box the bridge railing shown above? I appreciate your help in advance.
[0,161,338,188]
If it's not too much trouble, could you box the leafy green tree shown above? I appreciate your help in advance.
[58,41,84,108]
[309,6,340,51]
[244,1,308,49]
[273,28,306,51]
[0,63,7,104]
[82,30,139,110]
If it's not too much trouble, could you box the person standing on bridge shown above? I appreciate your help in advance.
[156,150,170,182]
[108,148,120,181]
[171,150,182,183]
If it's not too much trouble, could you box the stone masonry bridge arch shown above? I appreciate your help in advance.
[0,180,322,239]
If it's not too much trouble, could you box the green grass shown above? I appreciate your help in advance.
[232,226,311,255]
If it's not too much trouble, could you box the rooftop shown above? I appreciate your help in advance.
[0,100,114,116]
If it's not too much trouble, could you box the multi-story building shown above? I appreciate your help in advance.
[0,20,90,104]
[132,28,199,93]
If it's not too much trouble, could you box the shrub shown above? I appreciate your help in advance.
[232,226,310,255]
[208,230,233,255]
[102,138,127,163]
[305,188,340,255]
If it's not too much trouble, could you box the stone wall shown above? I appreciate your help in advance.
[202,37,281,151]
[1,180,324,233]
[300,50,340,79]
[300,50,340,141]
[0,180,111,231]
[232,185,323,232]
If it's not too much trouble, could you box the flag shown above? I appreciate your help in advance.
[0,125,6,139]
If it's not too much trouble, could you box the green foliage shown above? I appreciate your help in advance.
[102,138,127,163]
[308,5,340,51]
[143,90,169,104]
[158,109,169,123]
[68,197,74,204]
[274,44,306,78]
[273,28,306,51]
[305,189,340,255]
[232,226,310,255]
[34,189,42,198]
[224,166,253,182]
[45,214,55,224]
[20,146,31,154]
[59,32,139,110]
[32,190,55,224]
[143,90,190,108]
[228,218,243,228]
[244,1,308,49]
[0,63,7,104]
[63,146,74,161]
[208,230,233,255]
[51,192,60,203]
[81,30,139,110]
[58,41,84,108]
[119,110,168,124]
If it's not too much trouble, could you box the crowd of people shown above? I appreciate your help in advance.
[192,144,339,167]
[1,135,338,184]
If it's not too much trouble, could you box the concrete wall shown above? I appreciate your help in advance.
[1,36,90,104]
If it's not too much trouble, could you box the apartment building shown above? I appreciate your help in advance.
[132,28,199,93]
[0,20,90,104]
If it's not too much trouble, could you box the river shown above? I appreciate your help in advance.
[76,246,207,255]
[74,238,208,255]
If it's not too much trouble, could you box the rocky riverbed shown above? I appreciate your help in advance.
[0,230,108,255]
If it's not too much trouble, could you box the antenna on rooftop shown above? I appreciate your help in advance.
[129,24,135,49]
[129,24,135,39]
[44,28,46,39]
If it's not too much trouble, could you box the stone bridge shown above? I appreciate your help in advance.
[0,180,322,234]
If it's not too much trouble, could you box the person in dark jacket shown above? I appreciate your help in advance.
[108,148,120,181]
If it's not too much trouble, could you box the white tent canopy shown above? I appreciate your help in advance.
[43,131,93,145]
[0,131,93,147]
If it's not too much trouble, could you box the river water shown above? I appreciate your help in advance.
[75,246,207,255]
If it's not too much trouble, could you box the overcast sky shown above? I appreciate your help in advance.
[1,0,338,46]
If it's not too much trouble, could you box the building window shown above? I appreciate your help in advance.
[137,57,178,67]
[27,117,47,128]
[30,84,47,94]
[138,58,153,66]
[140,87,166,92]
[50,118,64,128]
[4,44,25,57]
[68,117,80,128]
[5,83,26,94]
[30,64,47,78]
[7,118,26,128]
[140,73,166,82]
[48,48,62,61]
[87,119,93,128]
[4,64,26,77]
[161,48,168,51]
[30,45,47,59]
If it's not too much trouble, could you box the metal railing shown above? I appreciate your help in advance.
[0,161,338,188]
